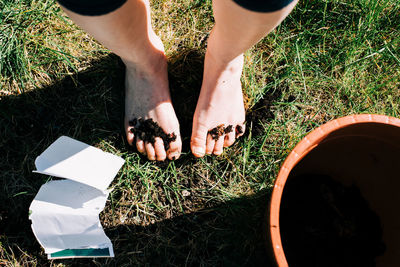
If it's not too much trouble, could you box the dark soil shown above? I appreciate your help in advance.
[280,174,385,267]
[224,125,233,134]
[129,118,177,151]
[208,124,227,140]
[236,125,243,135]
[208,124,245,141]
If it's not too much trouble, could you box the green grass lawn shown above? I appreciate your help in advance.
[1,0,399,265]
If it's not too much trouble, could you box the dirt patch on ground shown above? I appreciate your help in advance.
[129,118,177,151]
[280,174,385,267]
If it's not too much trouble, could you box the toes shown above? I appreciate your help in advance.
[191,124,208,157]
[205,134,216,155]
[136,138,146,155]
[145,142,156,161]
[154,137,167,161]
[126,126,135,146]
[191,123,244,157]
[127,117,182,161]
[167,134,182,160]
[236,124,246,138]
[213,135,225,155]
[224,131,236,147]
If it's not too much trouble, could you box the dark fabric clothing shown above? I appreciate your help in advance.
[232,0,295,12]
[57,0,127,16]
[57,0,295,16]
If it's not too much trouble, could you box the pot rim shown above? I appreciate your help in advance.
[269,114,400,267]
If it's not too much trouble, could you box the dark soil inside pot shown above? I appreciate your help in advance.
[129,118,177,151]
[280,174,386,267]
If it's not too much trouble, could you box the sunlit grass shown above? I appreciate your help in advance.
[0,0,399,265]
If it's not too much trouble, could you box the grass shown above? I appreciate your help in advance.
[0,0,399,265]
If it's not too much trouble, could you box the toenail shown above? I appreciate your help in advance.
[193,147,205,155]
[169,152,179,159]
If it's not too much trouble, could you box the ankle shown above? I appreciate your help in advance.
[204,48,244,75]
[122,31,167,74]
[206,28,244,66]
[122,49,167,77]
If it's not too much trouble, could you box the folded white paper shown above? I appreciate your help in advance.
[34,136,125,191]
[29,136,124,259]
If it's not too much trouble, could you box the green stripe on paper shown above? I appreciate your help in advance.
[50,248,110,258]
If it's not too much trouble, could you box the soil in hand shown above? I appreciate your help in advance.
[280,174,385,267]
[129,118,177,151]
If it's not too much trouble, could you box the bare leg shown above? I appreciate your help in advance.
[60,0,181,161]
[191,0,297,157]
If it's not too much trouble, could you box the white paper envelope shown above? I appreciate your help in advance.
[29,180,109,216]
[30,136,123,258]
[30,214,112,254]
[33,136,125,190]
[29,180,113,253]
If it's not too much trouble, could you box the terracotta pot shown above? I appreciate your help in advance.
[268,114,400,267]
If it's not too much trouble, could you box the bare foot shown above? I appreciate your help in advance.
[124,47,181,161]
[191,50,246,157]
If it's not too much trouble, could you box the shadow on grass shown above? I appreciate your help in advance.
[168,48,204,151]
[102,190,273,266]
[0,53,126,262]
[0,49,279,265]
[52,190,274,266]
